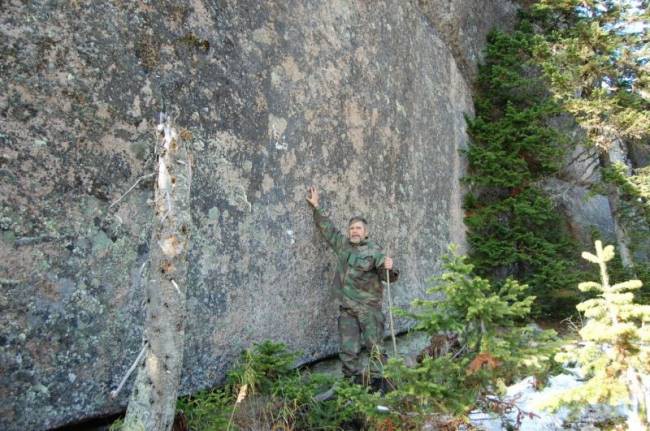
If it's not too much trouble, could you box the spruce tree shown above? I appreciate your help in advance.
[546,241,650,429]
[532,0,649,144]
[465,1,650,314]
[465,26,582,318]
[531,0,650,272]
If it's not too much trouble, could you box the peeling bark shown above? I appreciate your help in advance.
[123,114,192,431]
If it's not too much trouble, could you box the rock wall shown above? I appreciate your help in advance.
[416,0,519,82]
[541,115,618,247]
[0,1,515,429]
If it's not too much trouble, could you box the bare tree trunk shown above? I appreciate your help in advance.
[603,137,634,268]
[608,189,634,268]
[124,114,192,431]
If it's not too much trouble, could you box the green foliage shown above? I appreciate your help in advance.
[524,0,650,294]
[465,187,584,316]
[108,418,125,431]
[177,388,233,431]
[476,27,549,111]
[544,241,650,427]
[387,355,473,416]
[176,341,304,431]
[383,249,559,423]
[601,162,650,299]
[410,250,535,346]
[226,340,300,395]
[222,341,323,430]
[290,375,366,429]
[465,0,650,316]
[529,0,650,145]
[164,249,564,430]
[602,162,650,224]
[466,19,589,318]
[175,340,375,430]
[409,249,558,379]
[466,102,568,188]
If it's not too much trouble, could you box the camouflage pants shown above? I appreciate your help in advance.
[338,306,386,379]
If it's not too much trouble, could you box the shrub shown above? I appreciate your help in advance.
[383,248,559,426]
[544,241,650,429]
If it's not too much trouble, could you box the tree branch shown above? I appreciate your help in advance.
[109,173,156,209]
[110,342,147,399]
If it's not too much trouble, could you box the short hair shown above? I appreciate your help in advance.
[348,216,368,227]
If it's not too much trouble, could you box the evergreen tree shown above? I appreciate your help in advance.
[530,0,650,273]
[384,248,558,426]
[465,1,650,314]
[465,25,583,317]
[546,241,650,429]
[531,0,650,145]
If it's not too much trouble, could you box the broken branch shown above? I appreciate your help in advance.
[110,342,147,399]
[109,173,155,209]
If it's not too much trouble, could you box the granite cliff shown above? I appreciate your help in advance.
[0,1,516,428]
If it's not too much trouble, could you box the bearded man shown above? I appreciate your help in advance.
[306,186,399,385]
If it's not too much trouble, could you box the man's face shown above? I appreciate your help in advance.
[348,221,367,244]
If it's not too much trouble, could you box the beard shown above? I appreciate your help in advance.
[349,236,362,244]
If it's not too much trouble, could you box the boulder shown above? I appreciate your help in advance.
[0,0,515,428]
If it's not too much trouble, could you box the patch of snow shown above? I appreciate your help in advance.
[508,374,579,430]
[469,370,622,430]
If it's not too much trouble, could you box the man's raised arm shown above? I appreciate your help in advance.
[307,186,345,253]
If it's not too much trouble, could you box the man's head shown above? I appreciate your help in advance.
[348,216,368,244]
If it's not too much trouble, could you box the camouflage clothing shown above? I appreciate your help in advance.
[338,306,386,379]
[313,207,398,378]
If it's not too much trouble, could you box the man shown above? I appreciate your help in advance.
[306,186,398,386]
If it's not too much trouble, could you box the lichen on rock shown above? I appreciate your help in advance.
[0,0,517,429]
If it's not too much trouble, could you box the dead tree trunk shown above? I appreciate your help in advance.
[124,114,192,431]
[608,188,634,268]
[603,138,634,268]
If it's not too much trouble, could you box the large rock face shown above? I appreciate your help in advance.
[416,0,519,81]
[0,1,514,428]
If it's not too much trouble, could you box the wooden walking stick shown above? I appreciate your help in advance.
[386,251,397,356]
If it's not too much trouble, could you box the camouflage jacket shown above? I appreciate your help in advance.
[313,206,399,309]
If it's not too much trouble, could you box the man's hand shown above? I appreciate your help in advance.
[384,257,393,270]
[306,186,319,208]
